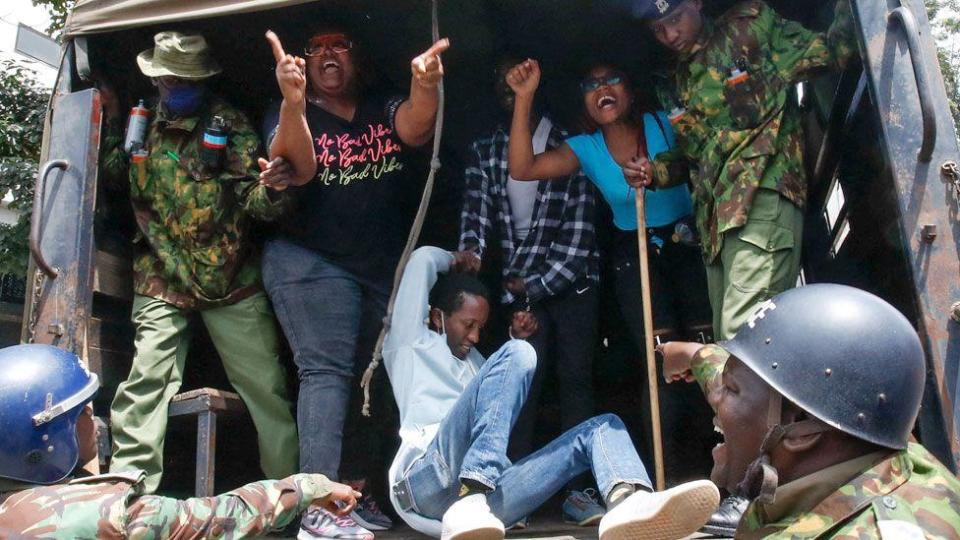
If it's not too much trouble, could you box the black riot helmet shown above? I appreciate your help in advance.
[723,284,925,450]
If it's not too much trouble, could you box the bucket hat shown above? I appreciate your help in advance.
[137,31,222,80]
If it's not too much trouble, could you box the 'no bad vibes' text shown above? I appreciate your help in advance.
[315,123,404,186]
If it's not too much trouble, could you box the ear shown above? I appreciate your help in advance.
[428,307,443,331]
[780,404,823,453]
[781,430,823,453]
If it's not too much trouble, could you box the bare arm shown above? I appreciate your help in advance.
[395,38,449,147]
[264,31,316,188]
[506,59,580,181]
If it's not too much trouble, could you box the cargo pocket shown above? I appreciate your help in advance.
[403,450,455,519]
[728,219,795,295]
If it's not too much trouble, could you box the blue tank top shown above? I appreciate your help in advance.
[565,112,693,231]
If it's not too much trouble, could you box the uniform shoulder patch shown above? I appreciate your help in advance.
[877,520,925,540]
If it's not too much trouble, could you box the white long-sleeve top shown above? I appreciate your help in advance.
[384,247,484,537]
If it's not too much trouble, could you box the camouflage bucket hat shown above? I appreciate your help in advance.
[137,31,222,80]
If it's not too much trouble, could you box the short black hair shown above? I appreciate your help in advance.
[429,273,491,314]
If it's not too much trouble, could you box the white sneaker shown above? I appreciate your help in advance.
[440,494,505,540]
[597,480,720,540]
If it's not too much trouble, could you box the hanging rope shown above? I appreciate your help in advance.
[360,0,444,416]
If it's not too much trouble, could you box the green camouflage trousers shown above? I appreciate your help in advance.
[109,292,298,493]
[705,189,803,340]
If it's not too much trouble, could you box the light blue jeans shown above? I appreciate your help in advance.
[403,340,651,526]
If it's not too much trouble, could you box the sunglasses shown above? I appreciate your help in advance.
[580,72,626,93]
[304,34,353,56]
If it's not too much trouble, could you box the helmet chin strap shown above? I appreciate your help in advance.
[439,311,446,336]
[737,392,829,504]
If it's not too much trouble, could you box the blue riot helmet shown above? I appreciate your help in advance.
[0,344,99,484]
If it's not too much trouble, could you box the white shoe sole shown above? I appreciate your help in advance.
[350,512,391,531]
[442,526,505,540]
[563,514,604,527]
[599,481,720,540]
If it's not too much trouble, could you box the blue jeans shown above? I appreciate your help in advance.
[262,238,390,480]
[403,340,651,526]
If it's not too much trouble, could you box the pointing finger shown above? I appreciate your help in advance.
[265,30,286,63]
[422,37,450,58]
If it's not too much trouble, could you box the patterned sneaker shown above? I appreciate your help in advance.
[298,507,375,540]
[563,489,606,526]
[350,494,394,531]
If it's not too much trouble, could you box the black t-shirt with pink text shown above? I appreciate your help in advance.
[264,94,419,282]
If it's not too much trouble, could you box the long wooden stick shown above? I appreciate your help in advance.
[635,188,666,491]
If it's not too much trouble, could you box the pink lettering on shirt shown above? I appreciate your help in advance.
[315,124,404,185]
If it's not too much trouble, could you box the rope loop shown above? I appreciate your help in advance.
[360,0,444,417]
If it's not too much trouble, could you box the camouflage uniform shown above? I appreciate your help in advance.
[650,0,856,338]
[0,470,332,539]
[688,345,960,539]
[101,97,298,493]
[101,97,287,309]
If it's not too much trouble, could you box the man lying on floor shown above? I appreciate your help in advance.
[382,246,720,540]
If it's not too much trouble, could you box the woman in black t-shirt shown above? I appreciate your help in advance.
[260,27,449,539]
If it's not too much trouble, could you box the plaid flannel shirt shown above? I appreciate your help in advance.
[459,121,600,306]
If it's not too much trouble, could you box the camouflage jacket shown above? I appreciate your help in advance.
[738,444,960,539]
[689,346,960,539]
[651,0,856,261]
[101,97,287,310]
[0,470,332,539]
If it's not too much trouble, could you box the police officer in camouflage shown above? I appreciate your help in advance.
[0,344,364,538]
[100,31,303,492]
[626,0,857,340]
[660,284,960,539]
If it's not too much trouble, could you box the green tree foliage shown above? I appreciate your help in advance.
[927,0,960,137]
[0,61,49,278]
[32,0,75,36]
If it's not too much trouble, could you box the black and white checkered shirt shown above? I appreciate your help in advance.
[458,121,600,305]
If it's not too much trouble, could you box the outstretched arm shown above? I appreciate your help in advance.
[264,31,316,189]
[660,342,729,414]
[767,0,857,83]
[394,38,449,147]
[506,59,580,181]
[125,474,360,539]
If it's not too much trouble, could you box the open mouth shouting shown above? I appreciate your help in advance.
[597,94,617,111]
[322,59,340,73]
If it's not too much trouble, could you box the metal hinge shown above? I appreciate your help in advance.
[943,161,960,216]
